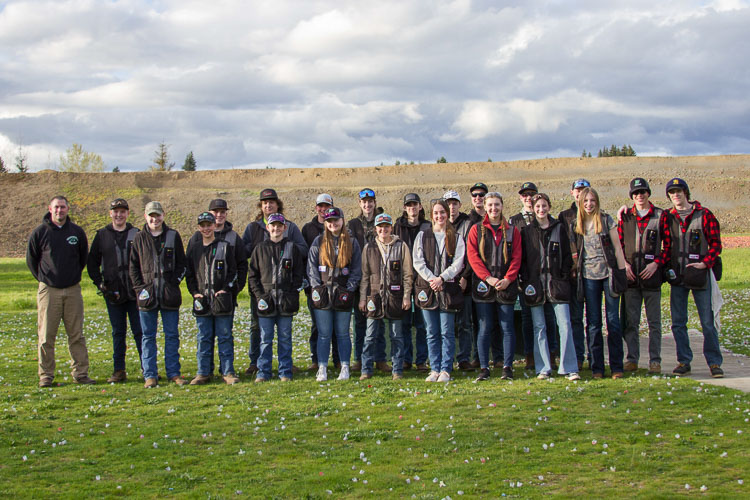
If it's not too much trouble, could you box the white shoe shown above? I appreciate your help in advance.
[566,372,581,381]
[337,364,350,381]
[437,371,451,382]
[316,366,327,382]
[537,372,550,380]
[425,371,439,382]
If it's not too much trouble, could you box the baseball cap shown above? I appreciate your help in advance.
[403,193,421,204]
[267,213,286,225]
[323,207,344,220]
[197,212,216,224]
[316,193,333,206]
[110,198,129,210]
[144,201,164,215]
[259,188,278,200]
[208,199,228,211]
[518,182,538,195]
[666,178,690,195]
[374,213,393,226]
[629,178,651,198]
[470,182,488,194]
[443,190,461,202]
[358,188,376,200]
[571,179,591,190]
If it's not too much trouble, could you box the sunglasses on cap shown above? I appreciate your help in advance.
[358,189,376,199]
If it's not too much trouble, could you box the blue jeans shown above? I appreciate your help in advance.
[402,298,428,365]
[532,303,578,375]
[670,285,722,366]
[139,308,181,379]
[363,318,404,375]
[475,302,515,369]
[258,314,293,379]
[307,295,340,365]
[454,295,473,363]
[248,295,260,364]
[105,299,143,372]
[520,300,558,356]
[569,281,587,364]
[195,314,235,376]
[421,309,456,373]
[314,308,352,366]
[583,277,624,375]
[353,307,385,362]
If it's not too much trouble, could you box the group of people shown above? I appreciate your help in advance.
[26,175,725,388]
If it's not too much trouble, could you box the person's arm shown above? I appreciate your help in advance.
[559,225,574,279]
[608,224,627,270]
[502,225,522,282]
[241,223,255,258]
[440,234,465,281]
[359,243,371,299]
[184,242,200,296]
[412,232,436,281]
[347,239,362,292]
[287,222,309,257]
[307,237,323,288]
[78,227,89,274]
[129,236,145,291]
[618,215,637,282]
[26,227,41,282]
[465,224,491,281]
[220,243,238,295]
[291,246,305,291]
[401,244,414,300]
[246,247,264,299]
[233,235,248,294]
[701,209,722,269]
[173,233,187,283]
[656,210,671,267]
[87,231,103,288]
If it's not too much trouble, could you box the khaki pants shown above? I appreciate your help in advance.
[37,282,90,379]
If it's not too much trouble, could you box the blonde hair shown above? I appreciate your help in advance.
[479,192,508,263]
[575,187,603,235]
[320,221,352,270]
[430,199,457,257]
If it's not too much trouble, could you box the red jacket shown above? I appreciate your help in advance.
[466,215,522,282]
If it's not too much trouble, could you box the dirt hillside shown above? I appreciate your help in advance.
[2,155,748,257]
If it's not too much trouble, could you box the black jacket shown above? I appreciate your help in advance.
[129,223,186,310]
[301,216,325,248]
[248,237,305,316]
[27,213,88,288]
[520,217,574,303]
[347,208,384,249]
[558,202,579,257]
[393,215,430,250]
[187,221,247,298]
[87,223,139,301]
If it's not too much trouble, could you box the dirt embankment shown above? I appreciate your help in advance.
[2,155,748,257]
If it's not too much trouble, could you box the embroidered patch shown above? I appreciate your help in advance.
[688,254,700,260]
[193,299,204,311]
[418,290,428,302]
[138,289,150,301]
[524,284,536,296]
[312,290,321,302]
[341,268,349,276]
[645,254,655,260]
[477,281,489,293]
[390,285,401,291]
[258,299,269,311]
[339,292,349,302]
[318,265,327,272]
[66,236,78,245]
[367,300,376,312]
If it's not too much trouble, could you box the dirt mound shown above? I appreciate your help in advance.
[2,155,748,257]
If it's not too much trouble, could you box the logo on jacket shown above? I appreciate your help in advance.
[139,289,150,301]
[524,285,536,296]
[477,281,489,293]
[367,300,376,312]
[258,299,269,311]
[339,292,349,302]
[312,290,321,302]
[193,299,204,311]
[66,236,78,245]
[418,290,428,302]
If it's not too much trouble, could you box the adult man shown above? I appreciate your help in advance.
[87,198,143,383]
[27,195,94,387]
[242,188,307,374]
[130,201,187,388]
[393,193,430,371]
[663,178,724,378]
[301,193,340,371]
[443,190,473,370]
[558,179,590,369]
[468,182,488,224]
[348,188,388,372]
[617,178,669,374]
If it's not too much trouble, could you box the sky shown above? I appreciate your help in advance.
[1,0,749,171]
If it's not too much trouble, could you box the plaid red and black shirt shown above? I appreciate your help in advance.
[660,200,722,268]
[617,202,671,266]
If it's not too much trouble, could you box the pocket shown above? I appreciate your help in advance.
[278,290,300,316]
[496,279,519,304]
[255,293,276,317]
[211,292,234,316]
[471,276,495,302]
[311,285,330,309]
[104,280,128,305]
[415,286,437,310]
[136,283,158,310]
[712,256,723,282]
[192,296,211,316]
[682,266,708,289]
[608,268,628,296]
[439,281,464,312]
[332,285,355,311]
[162,281,182,309]
[520,279,545,307]
[365,294,383,319]
[548,278,571,302]
[639,271,663,291]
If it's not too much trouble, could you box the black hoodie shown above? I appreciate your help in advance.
[27,213,89,288]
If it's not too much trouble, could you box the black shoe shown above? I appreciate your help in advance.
[672,363,691,375]
[501,366,513,380]
[475,368,490,382]
[710,365,724,378]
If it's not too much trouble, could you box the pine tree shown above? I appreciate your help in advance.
[150,142,174,171]
[182,151,197,171]
[437,156,447,163]
[112,166,120,173]
[588,152,592,158]
[581,149,587,158]
[15,147,28,173]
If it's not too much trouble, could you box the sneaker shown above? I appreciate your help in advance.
[437,371,451,382]
[307,363,319,372]
[566,372,581,381]
[416,363,430,372]
[244,364,259,375]
[337,364,350,381]
[392,373,403,380]
[106,370,127,383]
[525,354,534,370]
[190,374,211,385]
[144,377,158,388]
[710,365,724,378]
[475,368,490,382]
[223,374,240,385]
[351,361,362,372]
[501,366,513,380]
[39,376,53,388]
[537,372,550,380]
[624,361,638,372]
[170,375,188,386]
[403,361,412,371]
[316,366,327,382]
[359,373,372,381]
[672,363,691,375]
[75,375,96,385]
[254,377,268,383]
[458,361,473,370]
[376,361,392,373]
[280,376,292,382]
[648,361,661,374]
[425,371,439,382]
[611,372,624,380]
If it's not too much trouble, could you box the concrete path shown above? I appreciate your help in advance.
[635,329,750,392]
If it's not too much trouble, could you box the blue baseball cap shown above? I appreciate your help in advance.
[267,213,286,225]
[571,178,591,189]
[374,213,393,226]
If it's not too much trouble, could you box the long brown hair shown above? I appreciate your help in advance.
[255,199,285,221]
[479,191,508,263]
[430,199,457,257]
[575,187,603,235]
[320,220,352,269]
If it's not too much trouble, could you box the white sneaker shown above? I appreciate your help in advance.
[566,372,581,381]
[425,371,439,382]
[337,364,350,381]
[316,366,327,382]
[537,372,550,380]
[437,371,451,382]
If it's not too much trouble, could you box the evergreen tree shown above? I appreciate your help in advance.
[15,147,28,173]
[581,149,587,158]
[437,156,447,163]
[182,151,197,171]
[112,166,120,173]
[609,144,617,156]
[150,142,174,171]
[588,152,592,158]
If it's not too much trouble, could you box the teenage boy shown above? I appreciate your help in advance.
[393,193,430,371]
[130,201,187,388]
[663,178,724,378]
[27,196,94,387]
[87,198,143,383]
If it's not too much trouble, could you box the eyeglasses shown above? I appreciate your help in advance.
[471,192,486,198]
[632,190,648,196]
[520,192,537,197]
[358,189,375,199]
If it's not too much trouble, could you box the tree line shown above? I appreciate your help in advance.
[581,144,637,158]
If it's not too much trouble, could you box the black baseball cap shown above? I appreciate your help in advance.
[518,182,538,195]
[666,178,690,196]
[208,199,228,211]
[110,198,129,210]
[403,193,421,204]
[629,178,651,198]
[259,188,278,200]
[198,212,216,224]
[470,182,488,194]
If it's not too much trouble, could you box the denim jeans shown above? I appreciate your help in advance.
[421,308,456,373]
[402,298,428,365]
[248,294,260,364]
[314,308,352,366]
[257,314,293,379]
[105,298,143,372]
[475,302,515,369]
[520,300,558,355]
[307,295,340,366]
[139,308,181,379]
[195,314,235,376]
[454,295,473,363]
[353,307,385,362]
[623,287,662,364]
[569,281,587,364]
[532,302,578,375]
[583,277,624,375]
[670,284,722,366]
[362,318,404,375]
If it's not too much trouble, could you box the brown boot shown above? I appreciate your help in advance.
[244,364,258,375]
[308,363,319,372]
[351,361,362,372]
[416,363,429,372]
[75,375,96,385]
[170,375,188,386]
[525,353,534,370]
[107,370,127,383]
[458,361,472,370]
[190,374,211,385]
[223,373,240,385]
[376,361,392,373]
[39,376,54,388]
[144,377,158,388]
[624,361,638,372]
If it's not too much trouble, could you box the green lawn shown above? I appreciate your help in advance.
[1,253,749,497]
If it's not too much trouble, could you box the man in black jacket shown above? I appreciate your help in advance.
[87,198,143,383]
[27,195,94,387]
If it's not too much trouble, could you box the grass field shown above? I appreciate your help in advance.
[1,253,749,497]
